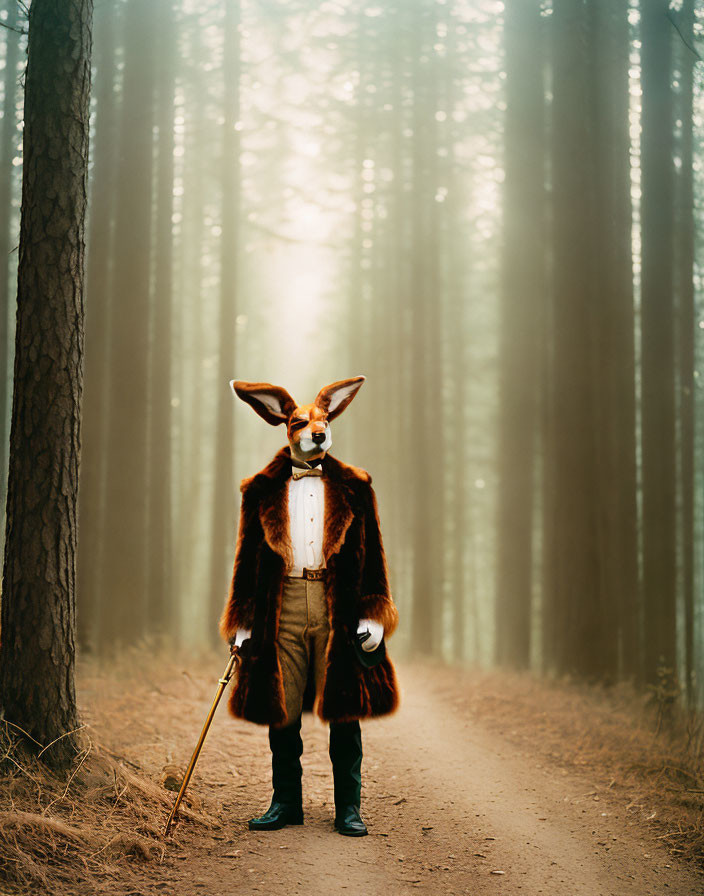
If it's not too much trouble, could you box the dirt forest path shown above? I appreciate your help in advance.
[82,657,704,896]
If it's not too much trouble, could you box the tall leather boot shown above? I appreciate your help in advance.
[329,719,367,836]
[248,715,304,831]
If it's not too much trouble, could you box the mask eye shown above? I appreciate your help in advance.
[290,419,307,431]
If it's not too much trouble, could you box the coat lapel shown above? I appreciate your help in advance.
[256,455,355,570]
[322,476,354,563]
[259,486,294,570]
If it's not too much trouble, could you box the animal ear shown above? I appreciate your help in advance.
[314,375,365,421]
[230,380,297,426]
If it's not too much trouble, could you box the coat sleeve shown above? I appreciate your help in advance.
[218,484,262,641]
[358,481,399,637]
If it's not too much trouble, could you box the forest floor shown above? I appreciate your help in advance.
[3,648,704,896]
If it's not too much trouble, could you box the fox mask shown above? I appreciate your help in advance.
[230,376,365,465]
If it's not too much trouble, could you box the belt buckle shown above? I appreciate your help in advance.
[303,567,324,581]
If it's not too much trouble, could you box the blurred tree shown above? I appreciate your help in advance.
[209,0,241,637]
[408,0,443,656]
[441,4,472,663]
[148,0,177,635]
[674,0,696,702]
[591,0,639,682]
[543,0,636,681]
[543,0,595,677]
[0,0,93,767]
[174,12,208,632]
[77,0,118,651]
[494,0,545,670]
[99,0,155,649]
[640,0,677,685]
[591,0,641,680]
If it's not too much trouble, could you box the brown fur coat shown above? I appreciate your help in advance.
[219,444,400,726]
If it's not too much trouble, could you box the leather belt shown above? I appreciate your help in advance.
[300,567,326,580]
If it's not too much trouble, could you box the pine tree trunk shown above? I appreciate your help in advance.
[640,0,677,684]
[542,0,636,681]
[544,0,598,677]
[591,0,639,681]
[147,0,176,636]
[409,0,442,655]
[495,0,545,669]
[0,0,93,768]
[99,0,155,649]
[208,0,241,638]
[676,0,695,701]
[175,17,207,634]
[442,7,468,663]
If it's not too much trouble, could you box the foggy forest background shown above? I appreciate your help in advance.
[0,0,702,702]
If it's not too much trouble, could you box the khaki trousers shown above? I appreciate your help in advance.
[277,574,330,724]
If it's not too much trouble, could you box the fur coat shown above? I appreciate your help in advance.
[219,444,400,726]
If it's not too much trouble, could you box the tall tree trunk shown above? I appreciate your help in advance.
[676,0,695,702]
[495,0,544,669]
[408,0,443,656]
[147,0,176,636]
[543,0,635,682]
[381,0,412,616]
[0,0,22,541]
[175,16,207,634]
[208,0,241,638]
[440,6,469,663]
[98,0,155,649]
[591,0,639,681]
[639,0,676,684]
[544,0,598,678]
[77,0,117,652]
[0,0,93,768]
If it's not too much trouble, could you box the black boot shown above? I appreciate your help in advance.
[329,720,367,836]
[249,716,304,831]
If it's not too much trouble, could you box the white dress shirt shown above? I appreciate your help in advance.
[287,464,326,575]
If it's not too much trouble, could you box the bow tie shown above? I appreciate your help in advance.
[292,468,323,480]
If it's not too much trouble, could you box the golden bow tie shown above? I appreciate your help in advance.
[292,467,323,480]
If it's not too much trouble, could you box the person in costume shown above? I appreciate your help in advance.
[219,376,400,836]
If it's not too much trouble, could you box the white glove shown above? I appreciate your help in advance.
[356,618,384,652]
[233,627,251,648]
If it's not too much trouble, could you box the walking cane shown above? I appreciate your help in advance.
[164,646,240,836]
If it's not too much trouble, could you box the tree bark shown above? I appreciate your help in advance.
[0,0,93,768]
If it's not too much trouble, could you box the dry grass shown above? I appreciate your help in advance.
[0,716,216,896]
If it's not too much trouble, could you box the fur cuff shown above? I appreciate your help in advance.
[358,594,399,638]
[218,609,236,643]
[218,605,252,643]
